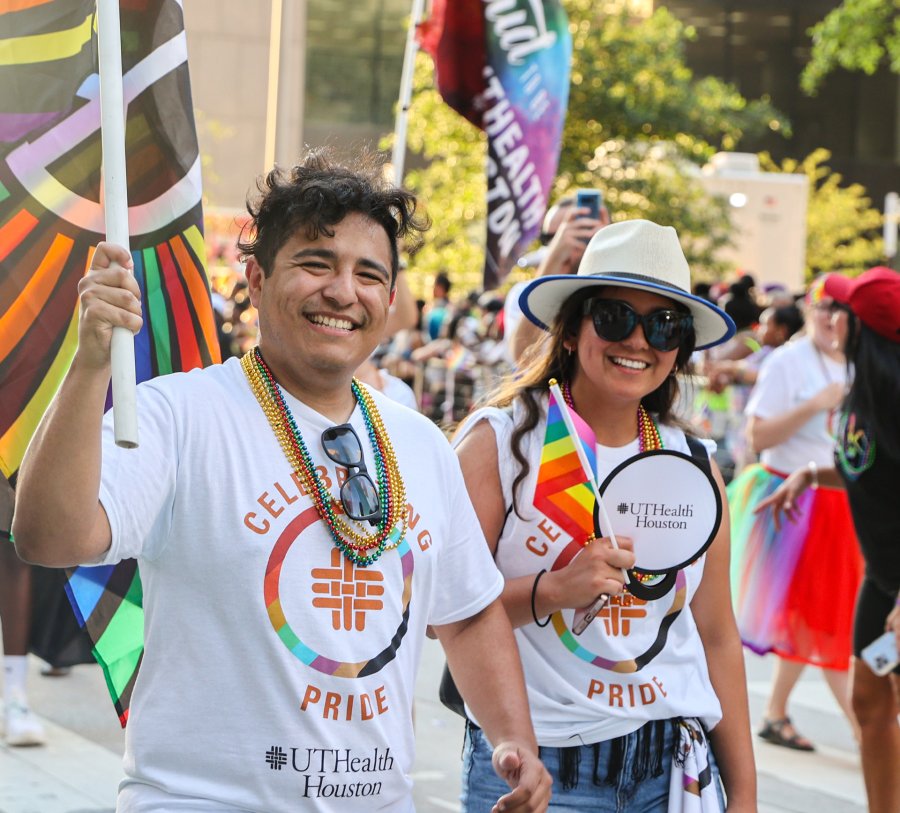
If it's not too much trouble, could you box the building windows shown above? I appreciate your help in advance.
[304,0,409,127]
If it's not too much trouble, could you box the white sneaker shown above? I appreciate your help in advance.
[4,699,46,747]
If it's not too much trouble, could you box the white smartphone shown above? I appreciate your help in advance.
[861,631,899,677]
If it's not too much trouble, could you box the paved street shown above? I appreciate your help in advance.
[1,640,866,812]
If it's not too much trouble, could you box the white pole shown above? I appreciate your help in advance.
[264,0,284,173]
[391,0,427,186]
[884,191,899,261]
[97,0,138,448]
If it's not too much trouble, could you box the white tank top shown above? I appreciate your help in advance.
[454,398,723,747]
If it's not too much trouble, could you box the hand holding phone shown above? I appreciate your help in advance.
[861,630,899,676]
[576,189,602,221]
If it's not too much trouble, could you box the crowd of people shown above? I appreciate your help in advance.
[3,150,899,813]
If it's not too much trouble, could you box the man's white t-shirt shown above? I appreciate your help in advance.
[745,336,847,473]
[93,358,502,812]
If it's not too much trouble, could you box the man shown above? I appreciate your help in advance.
[425,270,452,340]
[13,150,551,812]
[504,194,607,365]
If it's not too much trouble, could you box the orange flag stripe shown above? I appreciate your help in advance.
[549,489,594,527]
[0,231,73,363]
[169,233,219,362]
[0,208,39,262]
[536,450,583,483]
[0,0,56,13]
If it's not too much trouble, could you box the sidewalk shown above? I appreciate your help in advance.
[1,645,868,813]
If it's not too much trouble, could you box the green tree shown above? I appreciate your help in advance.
[801,0,900,95]
[561,3,786,170]
[397,56,489,299]
[759,149,884,279]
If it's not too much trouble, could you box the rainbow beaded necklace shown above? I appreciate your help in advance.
[560,381,663,452]
[241,347,407,566]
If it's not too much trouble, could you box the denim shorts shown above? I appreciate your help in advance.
[459,721,726,813]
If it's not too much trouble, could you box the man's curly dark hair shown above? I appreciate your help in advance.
[237,148,428,284]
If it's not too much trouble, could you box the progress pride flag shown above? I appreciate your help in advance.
[420,0,571,289]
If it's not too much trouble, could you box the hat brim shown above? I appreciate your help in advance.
[520,273,736,350]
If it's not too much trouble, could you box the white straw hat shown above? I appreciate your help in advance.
[519,219,735,350]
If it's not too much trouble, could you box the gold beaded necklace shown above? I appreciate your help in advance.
[241,348,407,566]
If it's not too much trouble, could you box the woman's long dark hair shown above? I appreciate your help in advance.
[459,286,696,516]
[844,320,900,459]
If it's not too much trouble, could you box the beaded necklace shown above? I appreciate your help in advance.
[241,347,407,566]
[560,382,663,452]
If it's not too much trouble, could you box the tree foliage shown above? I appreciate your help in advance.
[561,2,787,170]
[395,56,489,300]
[801,0,900,95]
[759,149,884,279]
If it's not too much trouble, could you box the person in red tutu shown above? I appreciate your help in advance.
[727,278,863,750]
[758,266,900,813]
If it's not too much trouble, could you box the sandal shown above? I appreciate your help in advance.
[757,717,815,751]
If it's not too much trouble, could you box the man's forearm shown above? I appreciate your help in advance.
[436,600,537,750]
[13,359,112,565]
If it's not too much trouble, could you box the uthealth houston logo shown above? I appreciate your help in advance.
[312,548,385,632]
[616,501,693,529]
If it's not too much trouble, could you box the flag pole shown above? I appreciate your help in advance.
[391,0,427,186]
[264,0,284,173]
[97,0,138,448]
[548,380,628,635]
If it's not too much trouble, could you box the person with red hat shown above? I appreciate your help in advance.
[758,266,900,813]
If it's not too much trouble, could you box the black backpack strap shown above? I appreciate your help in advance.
[685,434,712,477]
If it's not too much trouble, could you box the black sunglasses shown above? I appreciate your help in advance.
[321,424,381,525]
[583,298,693,352]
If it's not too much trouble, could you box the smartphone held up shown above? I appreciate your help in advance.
[576,189,602,221]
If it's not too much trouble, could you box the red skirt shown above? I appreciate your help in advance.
[729,465,864,670]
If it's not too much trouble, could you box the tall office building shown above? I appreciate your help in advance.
[185,0,408,208]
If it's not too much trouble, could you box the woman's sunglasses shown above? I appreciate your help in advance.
[582,298,693,352]
[320,424,381,525]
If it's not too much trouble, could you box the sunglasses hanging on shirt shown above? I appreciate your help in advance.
[321,424,382,525]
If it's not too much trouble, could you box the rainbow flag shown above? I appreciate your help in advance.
[445,343,470,372]
[0,0,218,726]
[533,389,597,543]
[419,0,571,289]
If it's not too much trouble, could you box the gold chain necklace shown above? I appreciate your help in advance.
[241,349,407,565]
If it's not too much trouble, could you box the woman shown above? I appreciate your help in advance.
[707,303,804,391]
[728,282,863,751]
[758,267,900,813]
[706,303,805,475]
[454,220,756,811]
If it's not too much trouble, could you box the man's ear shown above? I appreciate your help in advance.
[245,257,264,307]
[389,287,397,306]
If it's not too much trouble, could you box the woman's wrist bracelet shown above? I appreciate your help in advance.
[807,460,819,489]
[530,569,551,627]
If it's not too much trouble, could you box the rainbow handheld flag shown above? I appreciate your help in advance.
[533,385,597,543]
[1,0,218,726]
